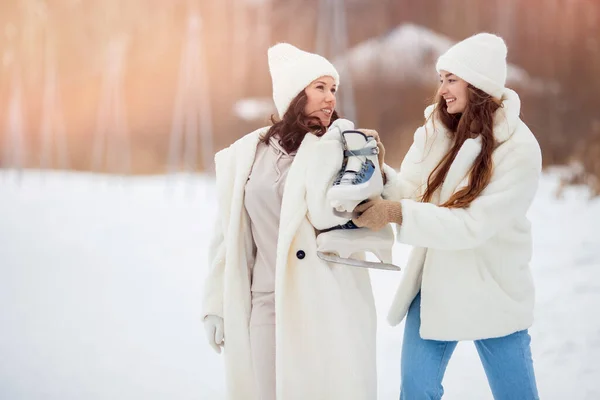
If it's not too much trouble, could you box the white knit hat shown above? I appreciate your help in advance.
[436,33,507,99]
[268,43,340,119]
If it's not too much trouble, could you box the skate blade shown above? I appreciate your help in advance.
[317,251,401,271]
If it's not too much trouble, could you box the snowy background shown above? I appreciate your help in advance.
[1,0,599,398]
[1,169,598,400]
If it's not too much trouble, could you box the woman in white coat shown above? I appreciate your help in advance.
[201,43,378,400]
[354,33,541,399]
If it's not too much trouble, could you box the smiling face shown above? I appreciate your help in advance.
[304,76,337,126]
[437,70,469,114]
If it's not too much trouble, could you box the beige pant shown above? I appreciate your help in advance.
[250,291,276,400]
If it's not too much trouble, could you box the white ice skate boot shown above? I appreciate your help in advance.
[316,224,399,271]
[327,130,383,214]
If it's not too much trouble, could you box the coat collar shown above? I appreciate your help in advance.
[214,127,266,230]
[423,88,521,145]
[419,88,522,203]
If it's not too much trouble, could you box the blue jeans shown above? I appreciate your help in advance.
[400,292,539,400]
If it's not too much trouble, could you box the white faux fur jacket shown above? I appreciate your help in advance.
[202,127,377,400]
[383,88,542,341]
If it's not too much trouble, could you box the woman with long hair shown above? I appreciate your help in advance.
[354,33,541,399]
[202,43,378,400]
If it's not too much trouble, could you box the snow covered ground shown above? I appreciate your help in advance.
[1,169,598,399]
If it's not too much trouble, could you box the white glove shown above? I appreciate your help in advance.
[203,315,224,354]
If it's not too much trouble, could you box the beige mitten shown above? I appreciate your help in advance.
[353,198,403,231]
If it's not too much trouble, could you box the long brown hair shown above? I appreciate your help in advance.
[261,90,340,154]
[421,85,502,208]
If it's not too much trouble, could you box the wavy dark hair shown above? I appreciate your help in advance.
[421,85,502,208]
[261,90,340,154]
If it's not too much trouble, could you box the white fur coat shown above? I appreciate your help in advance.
[383,88,542,341]
[202,127,377,399]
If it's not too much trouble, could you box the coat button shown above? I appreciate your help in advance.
[296,250,305,260]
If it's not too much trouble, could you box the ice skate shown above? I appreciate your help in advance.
[316,224,400,271]
[327,130,383,215]
[315,120,398,271]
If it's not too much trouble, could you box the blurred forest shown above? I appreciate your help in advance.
[0,0,598,192]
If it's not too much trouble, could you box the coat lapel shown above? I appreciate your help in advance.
[214,128,265,307]
[215,128,266,234]
[439,136,482,203]
[277,133,316,257]
[229,130,263,225]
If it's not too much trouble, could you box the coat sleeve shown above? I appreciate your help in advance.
[382,126,426,202]
[305,131,351,230]
[397,146,542,250]
[201,148,230,319]
[201,216,226,319]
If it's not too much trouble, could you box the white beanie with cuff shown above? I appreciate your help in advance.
[268,43,340,119]
[436,33,508,99]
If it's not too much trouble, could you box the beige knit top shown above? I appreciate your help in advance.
[244,136,296,292]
